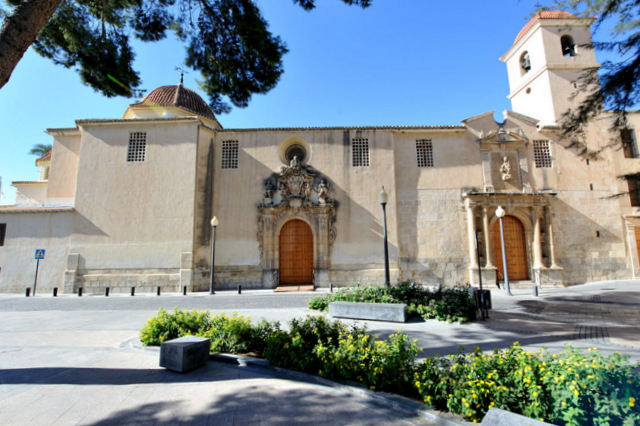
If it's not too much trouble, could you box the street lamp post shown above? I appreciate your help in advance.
[495,206,513,296]
[379,187,390,288]
[209,216,219,295]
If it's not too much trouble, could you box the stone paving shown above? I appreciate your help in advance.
[0,279,638,425]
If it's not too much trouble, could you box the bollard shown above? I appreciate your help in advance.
[157,286,161,296]
[131,286,135,296]
[183,286,187,296]
[78,287,83,297]
[53,287,58,297]
[25,288,31,297]
[238,285,242,294]
[533,286,539,297]
[105,287,110,297]
[330,282,333,293]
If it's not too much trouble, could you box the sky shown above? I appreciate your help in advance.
[0,0,614,204]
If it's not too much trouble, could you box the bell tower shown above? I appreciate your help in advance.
[500,11,598,126]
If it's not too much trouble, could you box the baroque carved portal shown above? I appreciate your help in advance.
[257,158,336,288]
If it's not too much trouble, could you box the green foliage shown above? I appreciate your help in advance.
[264,315,348,372]
[414,286,476,323]
[139,308,280,356]
[316,330,419,393]
[200,312,254,354]
[308,282,476,323]
[28,143,52,156]
[139,307,212,346]
[2,0,372,112]
[413,343,640,424]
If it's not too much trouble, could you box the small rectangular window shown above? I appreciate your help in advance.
[352,138,369,167]
[621,128,639,158]
[0,224,6,246]
[629,180,640,207]
[221,140,239,169]
[416,139,434,167]
[533,140,552,168]
[127,132,146,162]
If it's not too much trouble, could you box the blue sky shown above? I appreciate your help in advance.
[0,0,602,203]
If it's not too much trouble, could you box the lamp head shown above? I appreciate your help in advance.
[211,216,219,227]
[378,186,388,205]
[495,206,505,218]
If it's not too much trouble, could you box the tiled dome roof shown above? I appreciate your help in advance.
[514,11,576,45]
[132,84,216,120]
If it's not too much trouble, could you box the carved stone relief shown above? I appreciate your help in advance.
[257,157,337,287]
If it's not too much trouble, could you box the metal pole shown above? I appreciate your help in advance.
[382,202,390,287]
[475,229,483,291]
[33,258,40,296]
[498,216,513,296]
[209,224,217,294]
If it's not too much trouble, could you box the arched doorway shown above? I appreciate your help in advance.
[493,215,529,281]
[279,219,314,285]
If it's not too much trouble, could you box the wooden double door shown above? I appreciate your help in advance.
[279,219,314,285]
[493,215,530,281]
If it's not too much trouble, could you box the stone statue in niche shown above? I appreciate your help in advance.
[499,156,512,181]
[263,181,274,203]
[316,180,329,204]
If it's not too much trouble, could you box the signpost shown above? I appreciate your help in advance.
[33,249,45,296]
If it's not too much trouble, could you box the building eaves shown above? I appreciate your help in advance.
[221,125,465,133]
[0,206,74,214]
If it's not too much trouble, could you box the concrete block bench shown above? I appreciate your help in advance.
[160,336,210,373]
[481,408,552,425]
[329,301,407,323]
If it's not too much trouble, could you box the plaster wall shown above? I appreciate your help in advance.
[46,133,81,202]
[0,211,72,293]
[14,184,47,205]
[69,122,198,275]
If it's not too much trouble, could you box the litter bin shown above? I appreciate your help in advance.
[475,289,491,320]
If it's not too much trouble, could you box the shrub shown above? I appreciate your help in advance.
[316,329,420,393]
[264,315,348,372]
[413,343,640,424]
[140,307,211,346]
[308,282,476,323]
[414,286,476,323]
[200,313,254,354]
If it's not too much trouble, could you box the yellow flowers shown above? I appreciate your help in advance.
[630,397,636,407]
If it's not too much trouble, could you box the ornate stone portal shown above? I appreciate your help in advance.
[257,158,336,288]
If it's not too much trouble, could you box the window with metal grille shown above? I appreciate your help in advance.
[533,140,552,168]
[221,140,239,169]
[416,139,434,167]
[621,128,639,158]
[0,223,6,246]
[127,132,146,162]
[352,138,369,167]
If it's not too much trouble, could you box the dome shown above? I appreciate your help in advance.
[131,84,216,120]
[513,11,576,45]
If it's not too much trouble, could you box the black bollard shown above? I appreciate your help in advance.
[105,287,110,297]
[238,285,242,294]
[78,287,83,297]
[25,288,31,297]
[330,282,333,293]
[533,286,539,297]
[131,286,135,296]
[53,288,58,297]
[183,286,187,296]
[157,286,161,296]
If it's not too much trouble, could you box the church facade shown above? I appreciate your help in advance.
[1,12,639,294]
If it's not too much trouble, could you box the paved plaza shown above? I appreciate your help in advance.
[0,280,638,425]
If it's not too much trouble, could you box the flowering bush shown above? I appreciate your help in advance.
[412,343,640,424]
[316,330,419,393]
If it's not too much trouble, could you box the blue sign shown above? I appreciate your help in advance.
[35,249,45,260]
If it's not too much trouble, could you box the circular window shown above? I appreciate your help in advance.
[278,137,311,166]
[285,144,306,163]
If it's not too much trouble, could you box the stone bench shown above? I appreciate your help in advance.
[329,301,407,323]
[481,408,552,425]
[159,336,210,373]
